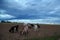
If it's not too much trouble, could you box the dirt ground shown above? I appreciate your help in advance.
[0,23,60,40]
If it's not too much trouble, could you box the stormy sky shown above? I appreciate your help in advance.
[0,0,60,24]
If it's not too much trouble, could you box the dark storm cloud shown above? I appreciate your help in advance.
[0,0,60,24]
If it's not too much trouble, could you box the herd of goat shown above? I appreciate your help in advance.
[9,23,40,36]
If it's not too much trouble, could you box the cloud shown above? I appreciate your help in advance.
[3,0,60,13]
[0,9,16,20]
[8,17,60,24]
[0,0,60,24]
[4,0,30,10]
[4,0,55,10]
[0,14,15,19]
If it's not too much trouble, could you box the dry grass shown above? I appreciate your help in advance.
[0,23,60,40]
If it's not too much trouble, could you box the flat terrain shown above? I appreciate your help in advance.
[0,23,60,40]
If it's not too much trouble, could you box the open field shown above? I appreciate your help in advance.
[0,23,60,40]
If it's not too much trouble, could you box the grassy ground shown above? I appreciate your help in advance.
[0,23,60,40]
[24,35,60,40]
